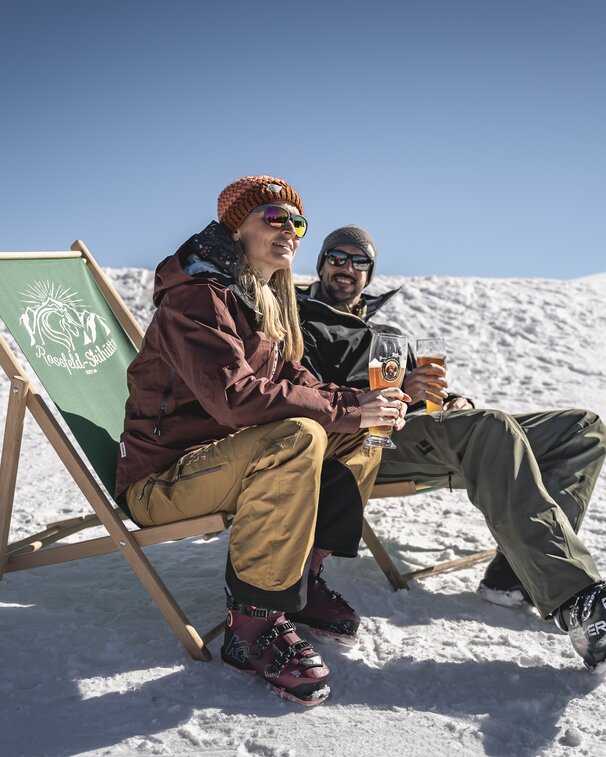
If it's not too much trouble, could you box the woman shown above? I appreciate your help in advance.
[115,175,408,705]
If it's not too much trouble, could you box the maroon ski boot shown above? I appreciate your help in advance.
[287,550,361,644]
[221,592,330,705]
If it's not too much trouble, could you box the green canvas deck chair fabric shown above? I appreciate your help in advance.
[0,241,228,661]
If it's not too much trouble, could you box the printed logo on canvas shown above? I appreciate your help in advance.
[18,281,117,376]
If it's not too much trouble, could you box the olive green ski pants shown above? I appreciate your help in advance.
[379,408,606,616]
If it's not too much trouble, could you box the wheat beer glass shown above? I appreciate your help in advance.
[416,337,447,414]
[363,331,408,449]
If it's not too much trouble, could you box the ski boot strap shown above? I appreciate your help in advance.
[225,589,276,620]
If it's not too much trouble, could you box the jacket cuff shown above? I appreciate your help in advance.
[335,390,362,433]
[445,393,475,408]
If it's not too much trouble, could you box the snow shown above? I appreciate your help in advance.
[2,270,606,757]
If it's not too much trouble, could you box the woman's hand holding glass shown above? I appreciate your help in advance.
[358,387,411,433]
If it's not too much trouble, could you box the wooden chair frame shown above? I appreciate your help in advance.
[362,483,495,590]
[0,241,228,661]
[0,241,494,663]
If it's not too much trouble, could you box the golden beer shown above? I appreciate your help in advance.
[364,332,408,449]
[417,350,447,414]
[368,361,404,437]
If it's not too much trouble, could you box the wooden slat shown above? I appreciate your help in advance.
[370,481,439,499]
[0,251,81,259]
[72,240,145,349]
[203,620,227,645]
[400,549,496,582]
[47,514,106,529]
[0,376,29,577]
[8,511,129,556]
[0,332,29,385]
[365,481,495,588]
[363,514,495,589]
[371,481,416,499]
[6,512,228,571]
[9,520,108,556]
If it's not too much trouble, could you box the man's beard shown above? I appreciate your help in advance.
[322,277,361,305]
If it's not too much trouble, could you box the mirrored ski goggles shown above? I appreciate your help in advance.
[254,204,308,238]
[325,249,373,272]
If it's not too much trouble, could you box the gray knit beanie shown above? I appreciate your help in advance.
[317,225,378,283]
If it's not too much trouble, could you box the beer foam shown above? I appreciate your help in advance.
[369,359,383,368]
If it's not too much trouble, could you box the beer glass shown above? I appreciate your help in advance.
[364,331,408,449]
[416,337,447,414]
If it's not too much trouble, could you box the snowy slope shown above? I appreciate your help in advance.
[1,271,605,757]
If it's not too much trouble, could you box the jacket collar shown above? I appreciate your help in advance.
[185,221,240,282]
[297,281,401,322]
[154,221,260,313]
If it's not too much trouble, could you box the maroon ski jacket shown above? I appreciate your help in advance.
[115,222,362,497]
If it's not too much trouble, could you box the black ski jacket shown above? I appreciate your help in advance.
[296,282,472,412]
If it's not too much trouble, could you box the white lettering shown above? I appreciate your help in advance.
[84,338,117,367]
[34,338,117,375]
[35,346,75,375]
[570,626,585,641]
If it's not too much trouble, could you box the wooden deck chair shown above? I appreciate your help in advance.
[0,243,493,658]
[364,482,495,591]
[0,241,228,661]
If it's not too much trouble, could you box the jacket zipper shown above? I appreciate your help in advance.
[270,342,280,380]
[153,367,176,437]
[395,470,456,491]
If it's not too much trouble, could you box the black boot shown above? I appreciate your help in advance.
[477,549,533,608]
[554,582,606,671]
[286,565,360,644]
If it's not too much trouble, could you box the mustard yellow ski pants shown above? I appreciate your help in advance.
[126,417,380,611]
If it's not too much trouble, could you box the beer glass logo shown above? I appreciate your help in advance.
[18,281,117,375]
[381,356,400,382]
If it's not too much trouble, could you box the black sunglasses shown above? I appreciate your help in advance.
[325,249,373,272]
[253,204,308,238]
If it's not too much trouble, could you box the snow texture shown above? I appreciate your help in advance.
[1,270,606,757]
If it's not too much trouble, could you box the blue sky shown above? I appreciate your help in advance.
[1,1,604,278]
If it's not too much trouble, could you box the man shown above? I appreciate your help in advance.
[297,225,606,672]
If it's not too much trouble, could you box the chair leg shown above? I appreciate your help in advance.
[100,517,214,662]
[362,517,495,590]
[0,377,29,578]
[25,388,214,661]
[362,518,409,591]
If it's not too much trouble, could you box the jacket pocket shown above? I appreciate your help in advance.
[155,463,224,489]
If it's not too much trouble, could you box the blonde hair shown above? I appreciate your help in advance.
[237,255,304,363]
